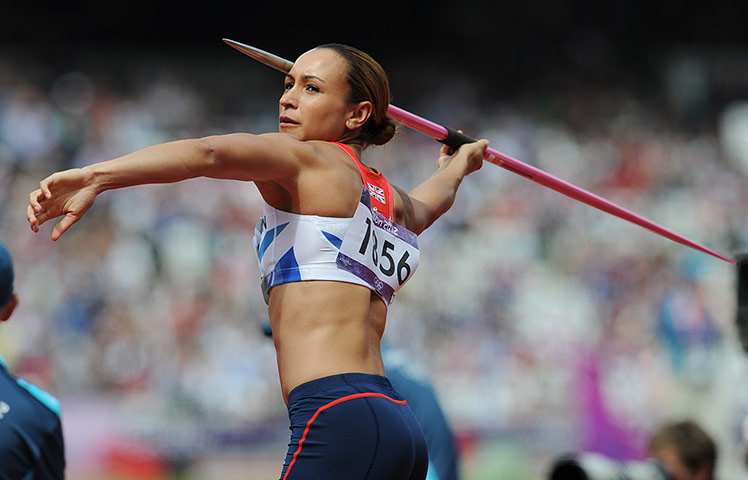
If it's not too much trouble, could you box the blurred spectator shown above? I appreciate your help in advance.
[656,278,721,381]
[0,241,65,479]
[648,420,717,480]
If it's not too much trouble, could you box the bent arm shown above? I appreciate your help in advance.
[399,140,488,235]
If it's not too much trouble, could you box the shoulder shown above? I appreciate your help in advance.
[215,133,346,165]
[15,377,61,416]
[204,132,316,159]
[199,133,352,186]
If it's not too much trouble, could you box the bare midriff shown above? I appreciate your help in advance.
[267,280,387,403]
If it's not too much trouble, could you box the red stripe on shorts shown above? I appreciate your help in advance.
[282,392,408,480]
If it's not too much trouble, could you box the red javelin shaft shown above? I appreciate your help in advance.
[222,38,736,266]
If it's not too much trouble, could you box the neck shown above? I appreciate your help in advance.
[336,139,364,159]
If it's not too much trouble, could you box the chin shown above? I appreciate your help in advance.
[279,127,303,138]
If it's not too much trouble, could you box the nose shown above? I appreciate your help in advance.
[280,85,297,109]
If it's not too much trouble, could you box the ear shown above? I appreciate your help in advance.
[0,294,17,322]
[346,101,372,130]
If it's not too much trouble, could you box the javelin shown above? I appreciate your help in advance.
[222,38,736,266]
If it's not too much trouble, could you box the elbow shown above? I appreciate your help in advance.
[192,138,218,174]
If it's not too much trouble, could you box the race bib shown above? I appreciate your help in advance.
[337,190,419,304]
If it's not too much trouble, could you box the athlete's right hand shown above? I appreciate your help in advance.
[437,137,488,176]
[27,168,97,241]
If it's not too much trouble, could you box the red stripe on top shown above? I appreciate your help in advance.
[332,142,394,221]
[282,391,408,480]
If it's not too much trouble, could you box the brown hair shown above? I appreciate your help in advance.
[316,43,397,147]
[648,420,717,479]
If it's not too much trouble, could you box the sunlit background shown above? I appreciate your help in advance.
[2,1,748,478]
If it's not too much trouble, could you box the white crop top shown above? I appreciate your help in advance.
[252,143,420,305]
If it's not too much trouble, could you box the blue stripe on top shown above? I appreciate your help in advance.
[322,231,343,249]
[270,247,302,286]
[258,222,289,262]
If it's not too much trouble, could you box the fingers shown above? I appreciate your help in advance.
[461,139,489,158]
[26,204,55,236]
[29,188,45,214]
[477,139,489,157]
[439,144,453,156]
[40,179,52,200]
[459,139,488,175]
[438,137,489,172]
[28,177,54,230]
[27,189,50,233]
[52,215,76,242]
[26,205,40,232]
[476,139,490,154]
[27,179,60,238]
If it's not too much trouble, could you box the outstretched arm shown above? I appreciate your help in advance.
[397,139,488,235]
[27,133,308,240]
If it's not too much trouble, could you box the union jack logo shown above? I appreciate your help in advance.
[367,182,386,203]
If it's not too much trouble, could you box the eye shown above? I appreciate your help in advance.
[305,84,320,93]
[284,81,294,91]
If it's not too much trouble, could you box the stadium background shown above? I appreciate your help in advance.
[2,1,748,478]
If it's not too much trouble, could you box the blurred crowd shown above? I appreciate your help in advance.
[1,45,748,478]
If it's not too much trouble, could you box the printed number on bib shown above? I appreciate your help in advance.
[337,192,419,304]
[357,217,413,285]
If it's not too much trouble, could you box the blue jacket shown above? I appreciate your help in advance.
[0,356,65,479]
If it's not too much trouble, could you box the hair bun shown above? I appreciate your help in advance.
[364,116,397,146]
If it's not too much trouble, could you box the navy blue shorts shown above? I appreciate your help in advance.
[280,373,428,480]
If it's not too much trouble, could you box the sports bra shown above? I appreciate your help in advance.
[252,142,419,305]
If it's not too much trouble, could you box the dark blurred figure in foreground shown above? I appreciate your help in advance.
[0,241,66,479]
[550,419,716,480]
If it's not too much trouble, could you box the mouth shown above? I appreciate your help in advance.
[279,116,299,128]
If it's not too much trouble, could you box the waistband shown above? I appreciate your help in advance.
[287,372,396,406]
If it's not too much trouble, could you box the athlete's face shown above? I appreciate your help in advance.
[279,48,357,141]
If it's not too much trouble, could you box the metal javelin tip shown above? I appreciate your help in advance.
[222,38,294,74]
